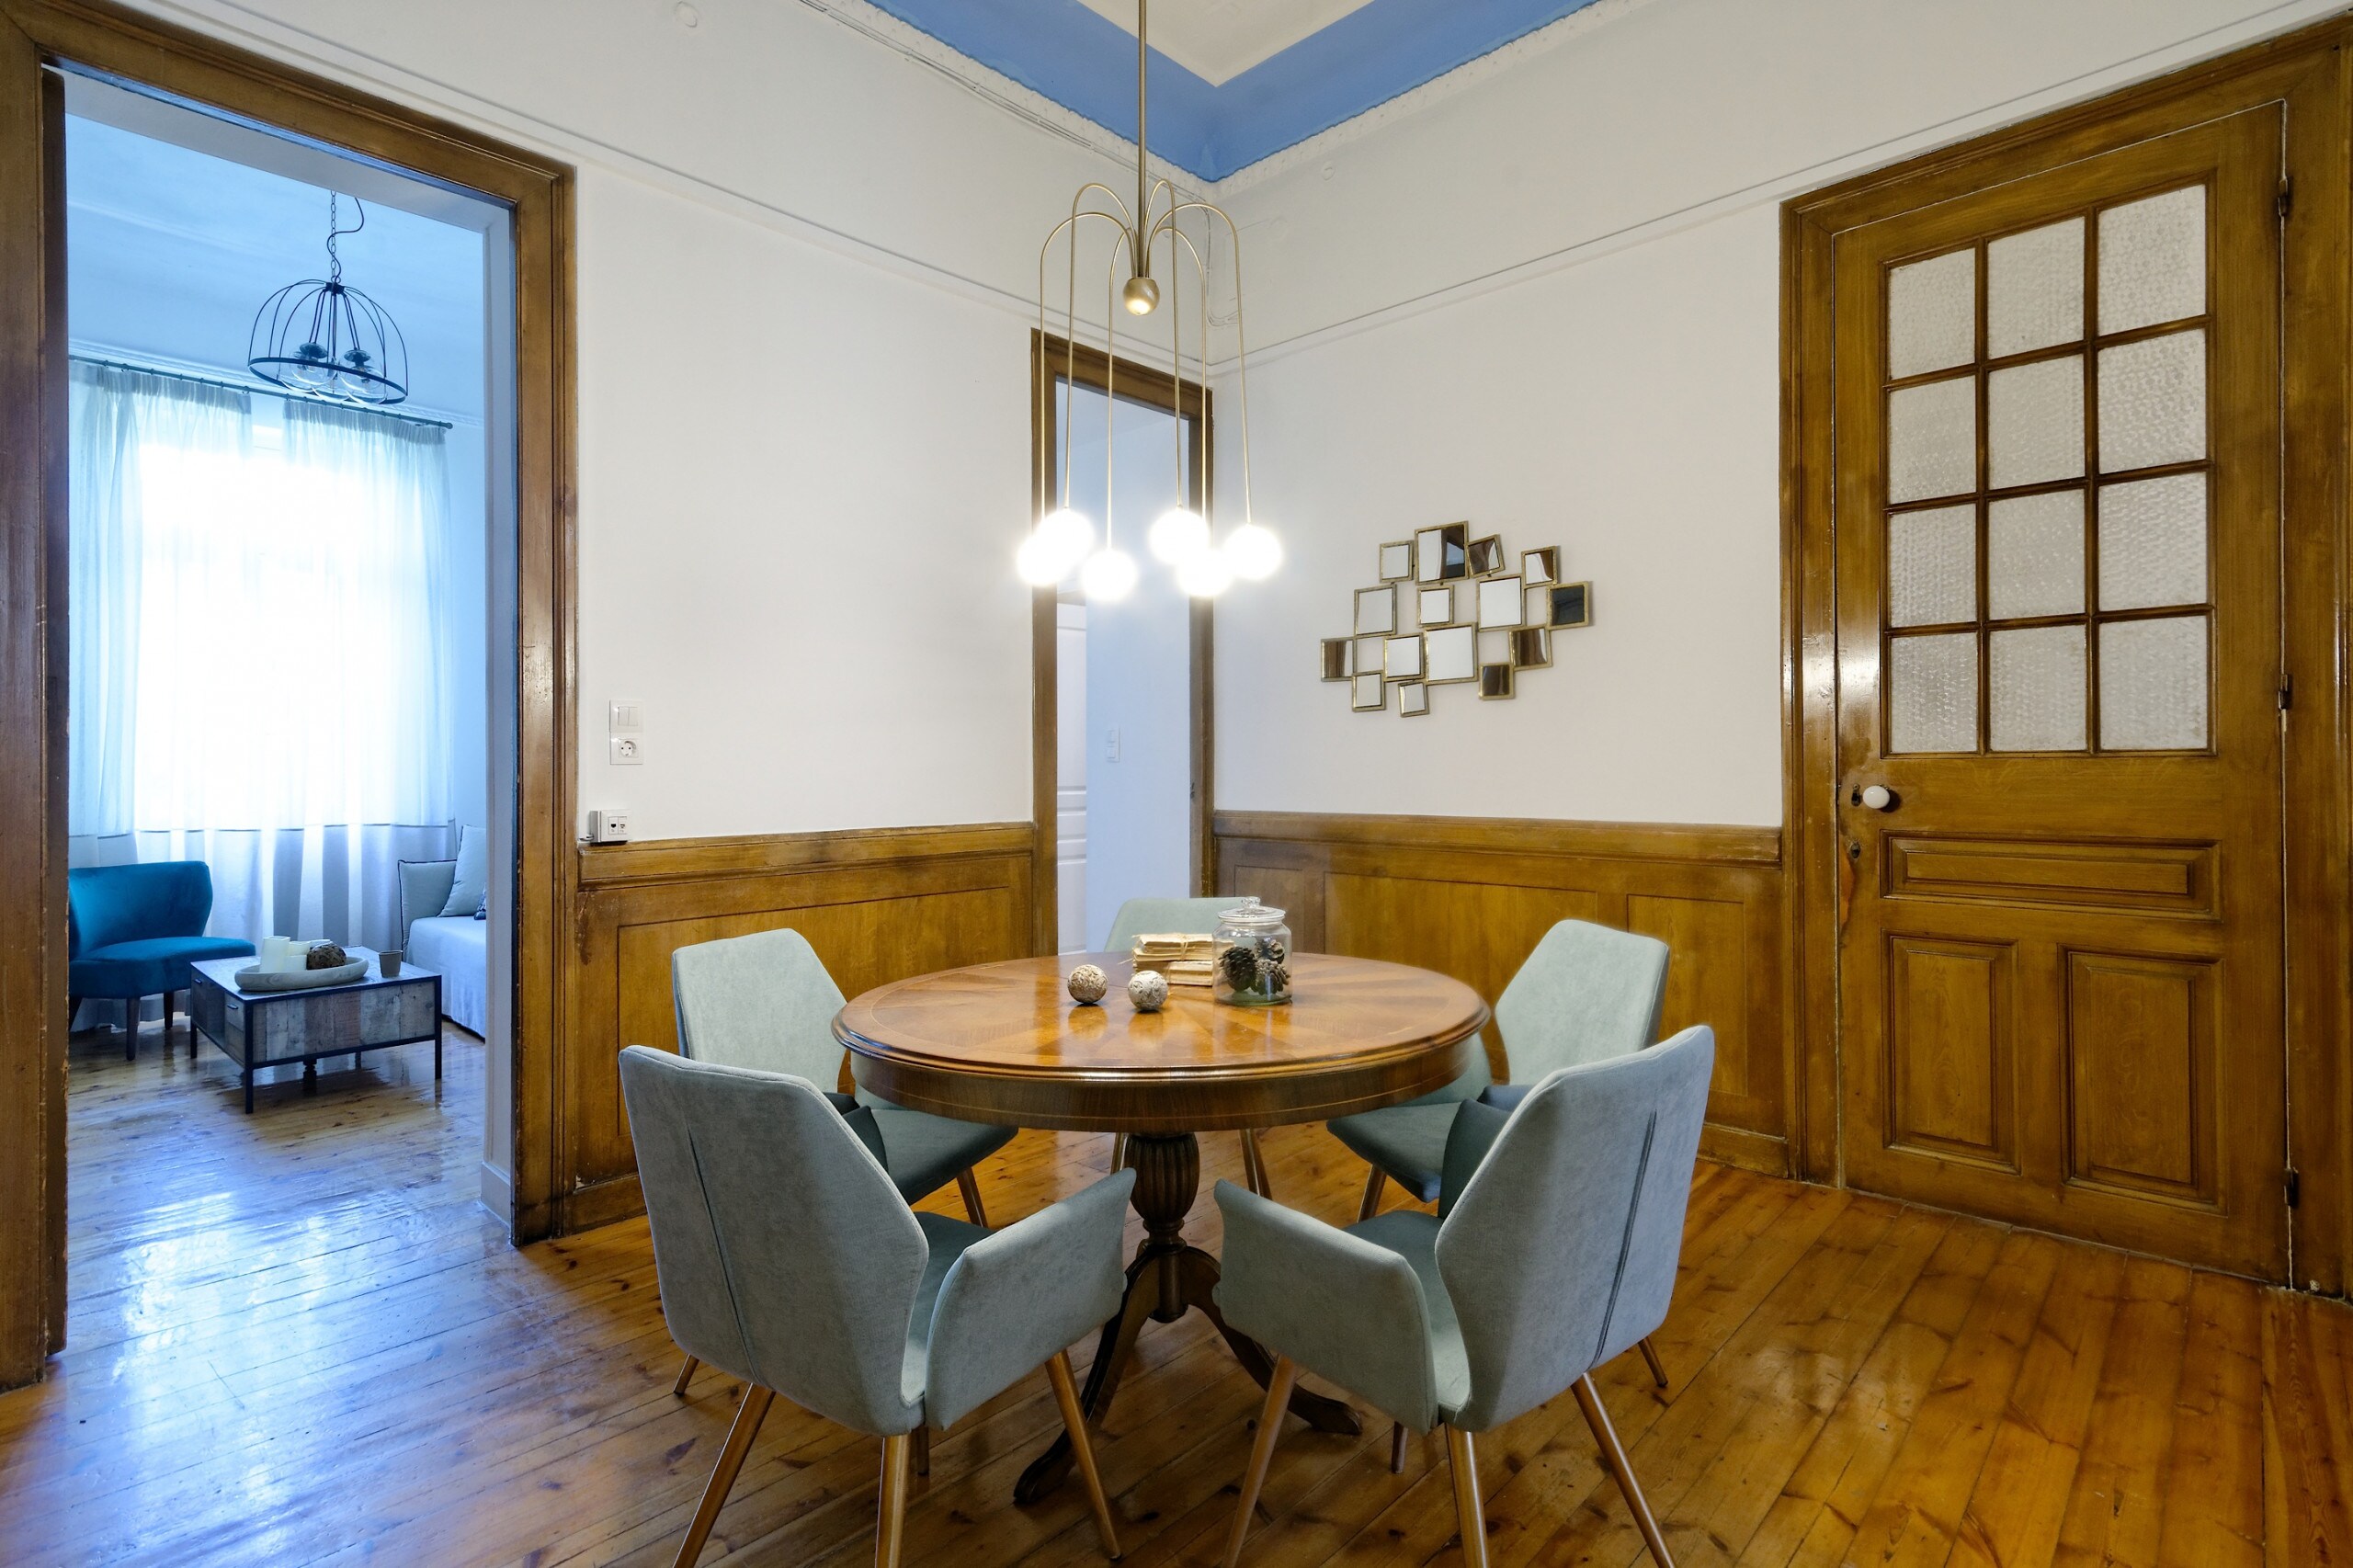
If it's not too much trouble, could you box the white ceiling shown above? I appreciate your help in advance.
[1066,0,1380,85]
[62,76,497,423]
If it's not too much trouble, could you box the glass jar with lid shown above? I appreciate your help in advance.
[1213,901,1292,1006]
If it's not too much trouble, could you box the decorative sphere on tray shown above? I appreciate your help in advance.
[305,941,349,970]
[1067,963,1108,1005]
[1127,970,1169,1012]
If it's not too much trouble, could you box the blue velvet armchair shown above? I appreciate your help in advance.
[68,862,254,1061]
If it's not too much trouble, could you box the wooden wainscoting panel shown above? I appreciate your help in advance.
[1215,812,1787,1173]
[563,824,1032,1229]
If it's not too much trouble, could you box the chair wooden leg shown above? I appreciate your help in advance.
[1572,1375,1675,1567]
[1222,1354,1298,1568]
[1357,1166,1386,1221]
[1048,1349,1122,1560]
[1444,1426,1488,1568]
[955,1167,989,1228]
[1390,1421,1409,1473]
[672,1354,700,1396]
[876,1431,914,1568]
[1637,1336,1668,1389]
[1239,1130,1272,1199]
[911,1422,930,1478]
[671,1383,775,1568]
[181,991,195,1058]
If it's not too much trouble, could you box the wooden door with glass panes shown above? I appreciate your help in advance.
[1831,107,2286,1277]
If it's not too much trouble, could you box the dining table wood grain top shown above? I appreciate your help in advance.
[835,950,1489,1134]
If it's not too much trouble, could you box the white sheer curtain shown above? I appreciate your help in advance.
[69,359,455,953]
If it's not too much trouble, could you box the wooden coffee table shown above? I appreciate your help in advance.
[836,949,1489,1503]
[188,950,442,1113]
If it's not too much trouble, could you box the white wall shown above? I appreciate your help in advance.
[1211,0,2343,827]
[134,0,1137,841]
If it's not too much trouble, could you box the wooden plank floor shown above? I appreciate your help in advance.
[3,1018,2349,1568]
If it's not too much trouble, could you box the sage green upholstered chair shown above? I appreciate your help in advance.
[1101,895,1273,1196]
[620,1047,1132,1568]
[665,927,1019,1399]
[1215,1025,1715,1568]
[1329,919,1669,1215]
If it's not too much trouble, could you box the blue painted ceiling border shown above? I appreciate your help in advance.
[860,0,1608,182]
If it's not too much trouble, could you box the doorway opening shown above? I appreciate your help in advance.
[55,67,524,1320]
[1029,333,1212,955]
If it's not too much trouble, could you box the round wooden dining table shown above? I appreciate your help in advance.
[835,949,1490,1505]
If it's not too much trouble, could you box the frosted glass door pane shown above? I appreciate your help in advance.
[1888,506,1976,627]
[1889,249,1977,379]
[1990,624,2087,750]
[2097,473,2208,610]
[1888,376,1977,503]
[1987,219,2085,357]
[2098,187,2205,334]
[2098,330,2206,472]
[1988,355,2084,488]
[1988,490,2085,619]
[1888,633,1978,753]
[2099,616,2209,749]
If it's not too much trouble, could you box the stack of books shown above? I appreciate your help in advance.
[1131,933,1218,987]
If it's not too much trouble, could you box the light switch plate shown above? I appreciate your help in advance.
[609,734,643,766]
[588,810,631,844]
[608,699,643,734]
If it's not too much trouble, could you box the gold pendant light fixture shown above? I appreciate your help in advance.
[1018,0,1279,600]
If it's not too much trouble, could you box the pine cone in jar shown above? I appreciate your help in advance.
[305,941,350,970]
[1260,960,1291,997]
[1219,944,1260,992]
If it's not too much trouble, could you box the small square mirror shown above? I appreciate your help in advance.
[1384,633,1424,679]
[1425,625,1477,683]
[1354,635,1385,676]
[1397,681,1429,717]
[1548,582,1592,629]
[1379,541,1414,581]
[1467,535,1505,574]
[1476,574,1526,629]
[1351,671,1387,711]
[1416,523,1470,582]
[1417,585,1455,627]
[1354,585,1397,636]
[1522,547,1559,586]
[1510,627,1551,668]
[1321,638,1351,681]
[1479,662,1515,700]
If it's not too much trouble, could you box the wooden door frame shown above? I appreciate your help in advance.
[0,0,578,1388]
[1782,19,2351,1290]
[1029,329,1214,956]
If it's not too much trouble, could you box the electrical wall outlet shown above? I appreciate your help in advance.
[608,733,643,766]
[588,810,631,844]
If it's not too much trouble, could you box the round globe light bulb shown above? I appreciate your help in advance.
[1016,531,1065,585]
[1036,506,1094,565]
[1223,521,1283,581]
[1177,547,1235,598]
[1080,548,1140,602]
[1149,506,1210,563]
[1122,274,1161,315]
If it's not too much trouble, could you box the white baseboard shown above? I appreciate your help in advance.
[478,1159,514,1227]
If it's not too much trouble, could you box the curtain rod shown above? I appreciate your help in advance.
[70,352,456,431]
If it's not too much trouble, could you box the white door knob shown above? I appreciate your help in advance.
[1859,784,1895,812]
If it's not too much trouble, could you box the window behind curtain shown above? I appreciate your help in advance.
[68,360,454,949]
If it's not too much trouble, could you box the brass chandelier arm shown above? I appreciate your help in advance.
[1167,222,1214,526]
[1037,205,1130,513]
[1157,200,1256,526]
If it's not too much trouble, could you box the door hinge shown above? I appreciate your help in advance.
[2287,1168,2302,1209]
[2280,675,2294,710]
[2279,178,2294,222]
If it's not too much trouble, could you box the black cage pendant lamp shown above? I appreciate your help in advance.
[247,193,410,407]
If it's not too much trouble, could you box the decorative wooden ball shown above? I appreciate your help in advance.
[306,940,349,971]
[1127,970,1169,1012]
[1067,963,1108,1005]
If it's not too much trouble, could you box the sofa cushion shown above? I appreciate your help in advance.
[440,825,489,918]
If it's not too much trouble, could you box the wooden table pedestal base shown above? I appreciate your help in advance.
[1015,1131,1360,1505]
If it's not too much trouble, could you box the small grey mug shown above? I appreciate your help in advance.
[379,949,404,977]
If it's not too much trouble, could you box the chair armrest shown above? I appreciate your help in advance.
[1212,1181,1441,1431]
[924,1168,1135,1427]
